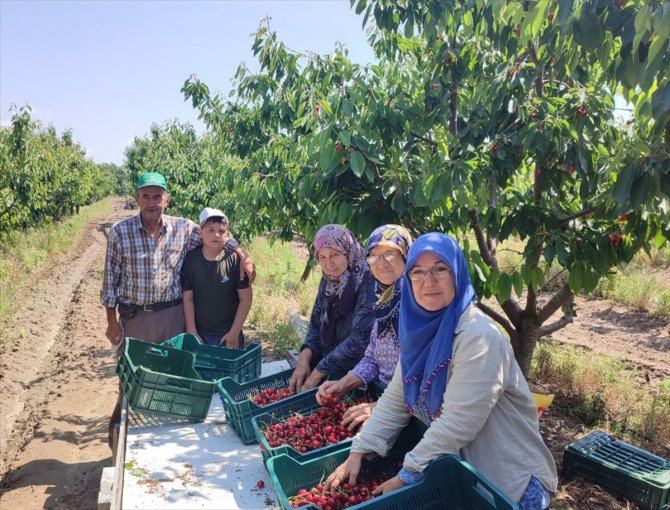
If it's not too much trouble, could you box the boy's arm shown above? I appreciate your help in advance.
[182,290,200,339]
[221,286,252,348]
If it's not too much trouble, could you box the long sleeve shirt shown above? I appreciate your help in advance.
[100,214,238,307]
[302,274,376,375]
[350,320,400,388]
[350,304,558,503]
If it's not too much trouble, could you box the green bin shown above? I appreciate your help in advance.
[217,367,316,444]
[117,337,214,422]
[267,428,516,510]
[161,333,261,384]
[563,431,670,510]
[252,385,383,462]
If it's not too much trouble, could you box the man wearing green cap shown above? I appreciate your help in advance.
[101,171,254,448]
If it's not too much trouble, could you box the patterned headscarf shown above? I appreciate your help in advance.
[398,233,476,420]
[365,225,413,347]
[314,224,369,348]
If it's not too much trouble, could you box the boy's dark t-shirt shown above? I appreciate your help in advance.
[181,247,250,336]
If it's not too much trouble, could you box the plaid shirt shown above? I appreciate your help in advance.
[100,214,238,308]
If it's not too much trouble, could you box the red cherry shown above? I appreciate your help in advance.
[256,480,265,488]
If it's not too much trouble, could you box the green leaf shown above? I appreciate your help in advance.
[531,267,544,291]
[496,273,513,302]
[319,142,337,173]
[573,5,603,50]
[340,130,351,147]
[355,0,366,15]
[568,263,583,291]
[349,151,366,177]
[319,99,333,115]
[612,165,636,205]
[582,266,600,294]
[653,3,670,38]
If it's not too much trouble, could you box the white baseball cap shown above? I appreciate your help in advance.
[198,207,229,227]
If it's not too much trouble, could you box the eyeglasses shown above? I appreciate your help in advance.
[366,251,401,265]
[407,266,452,281]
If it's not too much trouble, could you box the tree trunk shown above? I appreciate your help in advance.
[512,314,542,376]
[300,259,312,282]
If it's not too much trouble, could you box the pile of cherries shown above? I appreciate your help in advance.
[250,386,295,406]
[289,480,384,509]
[262,394,362,452]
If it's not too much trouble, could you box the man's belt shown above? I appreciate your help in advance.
[121,299,183,312]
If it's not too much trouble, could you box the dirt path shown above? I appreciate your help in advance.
[0,200,668,509]
[0,199,128,509]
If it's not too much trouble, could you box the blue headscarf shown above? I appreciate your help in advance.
[399,233,476,420]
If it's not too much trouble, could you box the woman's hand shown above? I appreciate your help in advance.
[316,379,347,405]
[288,363,311,393]
[342,401,377,431]
[372,475,406,496]
[289,349,312,393]
[323,453,364,491]
[301,368,327,390]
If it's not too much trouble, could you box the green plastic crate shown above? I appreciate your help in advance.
[117,337,214,422]
[216,367,318,444]
[252,385,383,462]
[267,437,516,510]
[563,431,670,510]
[161,333,261,384]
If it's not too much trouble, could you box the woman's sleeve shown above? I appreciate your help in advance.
[350,364,410,456]
[315,276,376,374]
[301,283,324,359]
[349,321,381,388]
[402,321,508,474]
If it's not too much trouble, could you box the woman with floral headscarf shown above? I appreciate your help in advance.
[289,224,376,393]
[316,224,413,430]
[325,233,557,510]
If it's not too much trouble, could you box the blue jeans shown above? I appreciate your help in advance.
[518,476,551,510]
[198,330,245,348]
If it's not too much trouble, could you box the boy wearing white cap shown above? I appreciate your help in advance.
[180,207,252,347]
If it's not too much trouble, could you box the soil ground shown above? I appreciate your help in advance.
[0,197,668,510]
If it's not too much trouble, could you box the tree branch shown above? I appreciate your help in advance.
[539,315,573,337]
[468,209,498,269]
[410,131,436,146]
[449,35,458,136]
[477,302,516,339]
[538,283,574,323]
[558,206,597,226]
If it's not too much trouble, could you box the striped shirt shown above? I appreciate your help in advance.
[100,214,238,308]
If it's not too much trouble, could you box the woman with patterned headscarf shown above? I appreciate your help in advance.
[316,224,413,429]
[289,224,376,393]
[325,233,557,510]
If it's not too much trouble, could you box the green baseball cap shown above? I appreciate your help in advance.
[136,172,168,191]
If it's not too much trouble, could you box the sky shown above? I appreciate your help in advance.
[0,0,374,165]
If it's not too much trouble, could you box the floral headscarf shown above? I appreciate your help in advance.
[365,225,413,347]
[314,224,369,348]
[398,232,476,420]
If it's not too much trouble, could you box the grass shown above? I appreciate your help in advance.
[531,340,670,447]
[245,236,320,358]
[0,198,113,327]
[595,270,670,315]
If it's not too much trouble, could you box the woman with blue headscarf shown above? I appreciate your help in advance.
[325,233,558,510]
